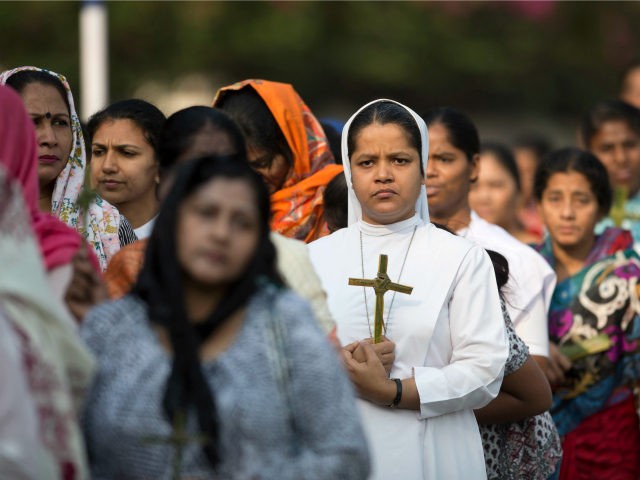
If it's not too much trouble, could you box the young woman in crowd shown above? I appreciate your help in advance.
[534,147,640,479]
[309,99,508,479]
[423,106,556,379]
[580,99,640,242]
[81,155,369,479]
[87,98,166,240]
[469,141,539,244]
[1,66,132,269]
[214,79,343,242]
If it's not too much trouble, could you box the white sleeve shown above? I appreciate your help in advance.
[509,255,556,358]
[413,246,509,418]
[512,296,550,357]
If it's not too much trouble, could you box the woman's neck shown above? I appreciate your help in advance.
[39,183,54,213]
[551,236,595,282]
[116,194,159,229]
[183,282,224,324]
[430,204,471,231]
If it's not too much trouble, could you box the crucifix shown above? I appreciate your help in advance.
[144,410,209,480]
[349,254,413,343]
[611,186,640,227]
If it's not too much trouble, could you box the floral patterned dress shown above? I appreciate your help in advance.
[480,300,562,480]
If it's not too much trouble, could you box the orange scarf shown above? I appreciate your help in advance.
[214,79,342,242]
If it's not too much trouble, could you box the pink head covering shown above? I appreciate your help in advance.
[0,85,84,271]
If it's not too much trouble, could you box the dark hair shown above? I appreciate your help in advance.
[320,120,342,164]
[133,155,282,468]
[481,141,522,191]
[5,69,70,115]
[423,106,480,162]
[215,86,293,167]
[580,99,640,147]
[157,106,246,175]
[347,101,422,174]
[323,172,348,232]
[512,133,553,161]
[486,250,509,292]
[533,147,612,214]
[87,99,166,155]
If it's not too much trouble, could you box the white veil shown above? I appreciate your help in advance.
[340,99,430,226]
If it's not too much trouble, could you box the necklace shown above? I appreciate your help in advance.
[359,225,418,338]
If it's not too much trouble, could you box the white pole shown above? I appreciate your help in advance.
[80,0,108,121]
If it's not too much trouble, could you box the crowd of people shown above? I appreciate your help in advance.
[1,61,640,480]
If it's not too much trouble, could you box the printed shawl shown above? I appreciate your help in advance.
[536,228,640,436]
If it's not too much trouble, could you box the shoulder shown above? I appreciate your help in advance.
[424,222,481,267]
[469,214,553,275]
[270,232,308,259]
[266,287,315,321]
[253,286,323,336]
[308,227,350,254]
[81,295,147,355]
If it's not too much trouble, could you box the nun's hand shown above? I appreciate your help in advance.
[341,342,396,405]
[344,336,395,375]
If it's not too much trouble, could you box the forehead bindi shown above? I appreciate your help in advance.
[21,82,68,116]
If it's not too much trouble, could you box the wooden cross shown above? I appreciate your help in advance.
[144,410,209,480]
[349,254,413,343]
[611,186,640,226]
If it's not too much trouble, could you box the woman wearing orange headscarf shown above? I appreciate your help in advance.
[214,79,342,242]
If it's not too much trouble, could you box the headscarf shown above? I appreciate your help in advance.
[213,79,343,242]
[0,66,121,270]
[0,85,83,271]
[341,98,430,226]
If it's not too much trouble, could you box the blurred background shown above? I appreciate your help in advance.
[1,1,639,147]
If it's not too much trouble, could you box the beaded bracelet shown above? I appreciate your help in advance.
[389,378,402,408]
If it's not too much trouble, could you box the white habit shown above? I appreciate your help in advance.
[309,99,508,480]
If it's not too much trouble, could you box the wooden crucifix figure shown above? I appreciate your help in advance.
[144,410,209,480]
[349,254,413,343]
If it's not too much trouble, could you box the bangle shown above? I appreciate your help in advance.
[388,378,402,408]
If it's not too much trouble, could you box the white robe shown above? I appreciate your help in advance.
[458,211,556,357]
[309,214,508,480]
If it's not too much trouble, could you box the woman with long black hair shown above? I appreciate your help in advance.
[81,155,369,479]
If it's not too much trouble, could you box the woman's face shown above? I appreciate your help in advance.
[425,123,478,221]
[469,152,520,229]
[246,146,290,195]
[21,82,72,191]
[177,177,260,287]
[589,120,640,196]
[537,170,601,251]
[90,118,159,210]
[350,122,422,225]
